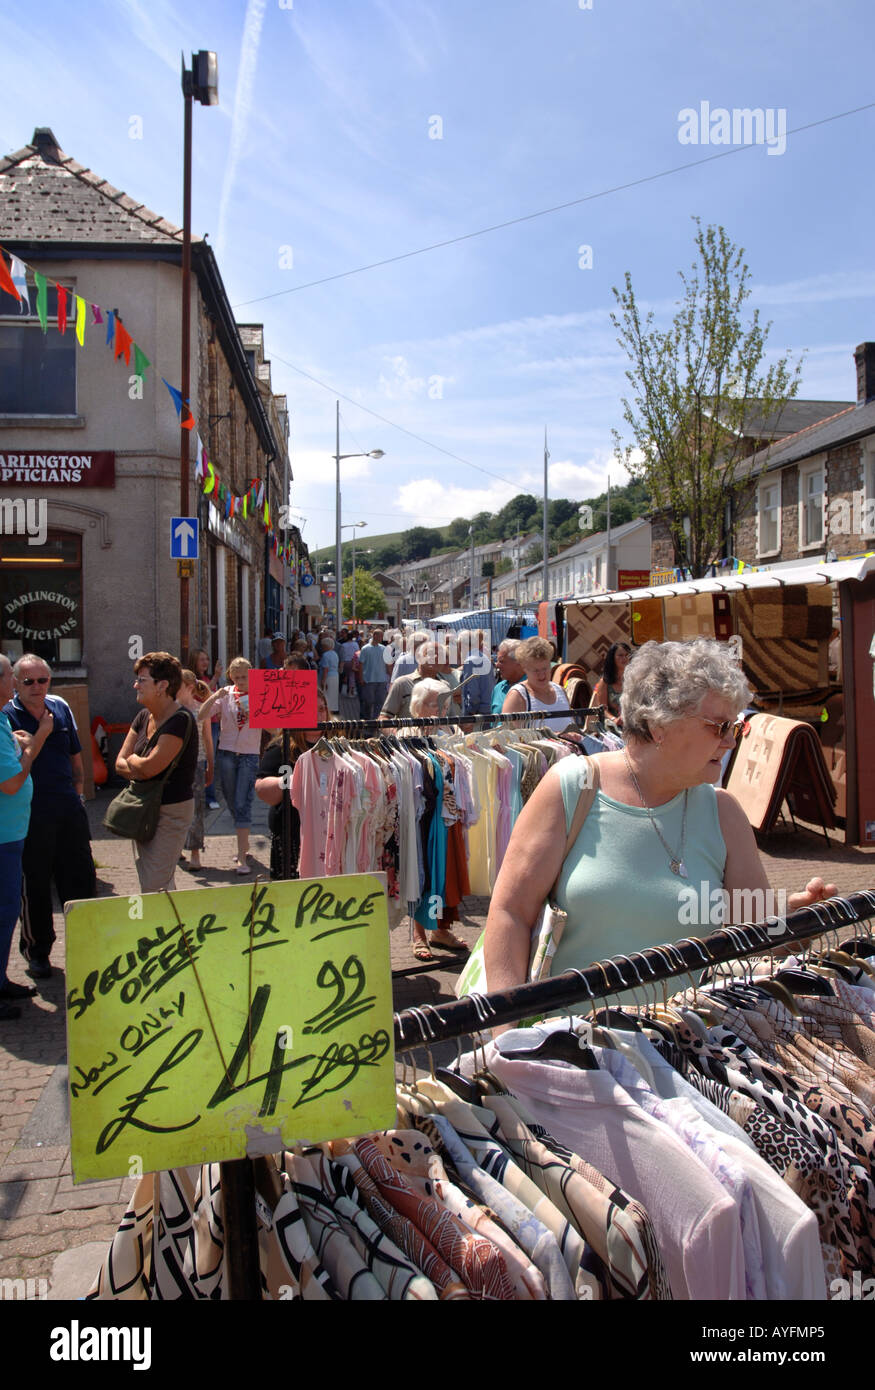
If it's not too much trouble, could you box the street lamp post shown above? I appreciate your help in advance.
[341,520,367,622]
[179,49,218,664]
[334,400,383,630]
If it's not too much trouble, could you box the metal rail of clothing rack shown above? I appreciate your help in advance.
[392,890,875,1052]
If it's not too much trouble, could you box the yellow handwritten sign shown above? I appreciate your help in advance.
[65,876,396,1182]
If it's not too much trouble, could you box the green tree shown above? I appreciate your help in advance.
[342,568,387,620]
[447,516,471,547]
[402,526,439,562]
[494,494,539,539]
[611,219,803,576]
[372,541,402,570]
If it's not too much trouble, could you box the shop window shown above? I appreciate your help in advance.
[799,460,825,549]
[0,281,77,416]
[758,479,781,556]
[0,529,83,663]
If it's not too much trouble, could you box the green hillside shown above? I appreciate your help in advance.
[308,481,650,574]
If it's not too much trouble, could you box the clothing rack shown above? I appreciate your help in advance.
[275,708,607,883]
[392,890,875,1052]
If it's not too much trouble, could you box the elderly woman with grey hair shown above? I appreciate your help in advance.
[484,639,837,996]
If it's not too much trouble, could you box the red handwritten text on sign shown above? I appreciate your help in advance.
[248,669,318,728]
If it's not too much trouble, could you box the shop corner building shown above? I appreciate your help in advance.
[0,128,299,723]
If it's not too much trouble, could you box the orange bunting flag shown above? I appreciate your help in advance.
[0,253,20,302]
[114,320,133,365]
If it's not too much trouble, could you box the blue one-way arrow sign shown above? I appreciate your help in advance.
[170,517,199,559]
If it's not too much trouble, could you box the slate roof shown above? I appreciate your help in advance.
[0,128,186,245]
[735,399,853,439]
[738,400,875,478]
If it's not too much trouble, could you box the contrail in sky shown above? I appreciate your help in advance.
[217,0,267,260]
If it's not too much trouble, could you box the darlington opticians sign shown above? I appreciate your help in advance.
[0,453,115,486]
[3,588,80,641]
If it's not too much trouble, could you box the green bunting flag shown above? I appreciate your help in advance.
[133,343,150,381]
[33,271,47,332]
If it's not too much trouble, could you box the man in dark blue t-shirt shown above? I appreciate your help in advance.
[3,654,96,978]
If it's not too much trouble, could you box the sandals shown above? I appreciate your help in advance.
[429,934,470,954]
[413,943,435,962]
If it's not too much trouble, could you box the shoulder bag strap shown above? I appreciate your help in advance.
[549,755,600,896]
[141,707,195,786]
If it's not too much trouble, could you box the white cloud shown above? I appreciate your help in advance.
[751,270,875,307]
[395,477,519,526]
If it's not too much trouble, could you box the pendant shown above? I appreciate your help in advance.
[670,859,687,877]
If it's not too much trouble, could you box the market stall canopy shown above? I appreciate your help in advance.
[574,555,875,605]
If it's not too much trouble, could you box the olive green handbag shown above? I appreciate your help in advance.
[103,709,194,843]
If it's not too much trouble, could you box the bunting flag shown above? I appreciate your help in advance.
[0,240,285,552]
[0,252,20,302]
[133,343,150,381]
[34,271,47,331]
[10,255,29,309]
[162,377,185,417]
[56,283,68,335]
[114,320,133,365]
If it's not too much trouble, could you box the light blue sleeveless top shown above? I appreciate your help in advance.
[550,756,727,982]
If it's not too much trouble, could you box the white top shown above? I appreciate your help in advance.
[214,685,262,756]
[511,680,574,730]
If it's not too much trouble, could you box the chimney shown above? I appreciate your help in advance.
[854,342,875,406]
[31,128,63,165]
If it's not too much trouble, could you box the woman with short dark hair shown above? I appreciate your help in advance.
[114,651,198,893]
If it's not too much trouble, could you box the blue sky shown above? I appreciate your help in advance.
[2,0,874,552]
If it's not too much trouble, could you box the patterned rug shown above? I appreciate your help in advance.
[564,602,632,679]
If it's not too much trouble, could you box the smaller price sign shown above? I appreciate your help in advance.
[248,669,318,728]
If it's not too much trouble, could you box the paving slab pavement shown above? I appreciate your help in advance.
[0,782,872,1299]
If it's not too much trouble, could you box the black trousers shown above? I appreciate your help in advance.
[19,802,97,962]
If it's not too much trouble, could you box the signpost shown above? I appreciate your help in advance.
[170,516,199,560]
[66,876,395,1183]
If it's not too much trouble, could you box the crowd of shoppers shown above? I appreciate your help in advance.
[0,617,601,1002]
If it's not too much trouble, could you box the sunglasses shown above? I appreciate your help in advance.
[21,676,49,686]
[700,715,746,741]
